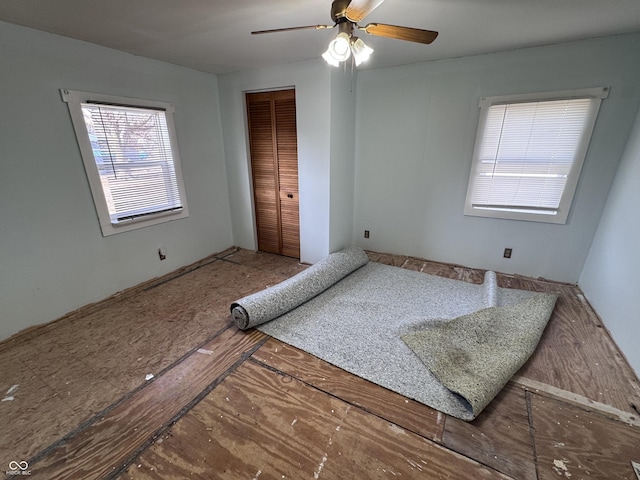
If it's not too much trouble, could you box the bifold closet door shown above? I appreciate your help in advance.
[246,89,300,258]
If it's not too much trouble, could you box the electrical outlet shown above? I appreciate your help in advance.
[503,248,512,259]
[364,230,370,239]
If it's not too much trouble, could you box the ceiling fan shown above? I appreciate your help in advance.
[251,0,438,67]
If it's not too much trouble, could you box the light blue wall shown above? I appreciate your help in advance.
[329,68,357,253]
[3,17,640,376]
[0,21,233,340]
[218,62,359,263]
[353,33,640,283]
[580,106,640,376]
[218,60,334,264]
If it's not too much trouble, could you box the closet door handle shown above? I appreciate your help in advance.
[287,193,294,199]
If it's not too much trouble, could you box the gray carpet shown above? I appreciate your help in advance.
[231,247,556,420]
[401,294,557,417]
[231,246,369,330]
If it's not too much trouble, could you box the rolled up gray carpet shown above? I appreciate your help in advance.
[401,293,558,418]
[230,246,370,330]
[483,270,498,308]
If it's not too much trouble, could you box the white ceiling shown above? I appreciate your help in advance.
[2,0,640,75]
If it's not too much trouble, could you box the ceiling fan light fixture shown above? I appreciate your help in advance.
[254,0,439,70]
[351,37,374,66]
[322,48,341,67]
[323,31,352,66]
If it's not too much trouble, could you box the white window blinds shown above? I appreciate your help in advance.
[464,88,607,224]
[81,103,183,223]
[62,89,189,236]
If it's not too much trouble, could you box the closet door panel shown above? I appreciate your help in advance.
[247,94,280,254]
[274,90,300,258]
[246,90,299,258]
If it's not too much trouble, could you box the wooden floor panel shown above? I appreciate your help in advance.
[442,384,537,480]
[120,360,512,480]
[251,338,445,442]
[516,284,640,415]
[1,247,639,480]
[530,393,640,480]
[32,327,267,479]
[222,248,307,278]
[0,255,286,463]
[0,354,78,462]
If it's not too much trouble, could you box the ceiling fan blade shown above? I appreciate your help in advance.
[361,23,438,44]
[252,25,333,35]
[345,0,387,22]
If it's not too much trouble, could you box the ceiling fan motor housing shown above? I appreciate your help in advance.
[331,0,353,22]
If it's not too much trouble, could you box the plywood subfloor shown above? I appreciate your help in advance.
[1,248,639,479]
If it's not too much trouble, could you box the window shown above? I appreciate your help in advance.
[62,89,189,236]
[464,87,608,224]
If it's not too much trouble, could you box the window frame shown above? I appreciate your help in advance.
[62,89,189,236]
[464,87,608,224]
